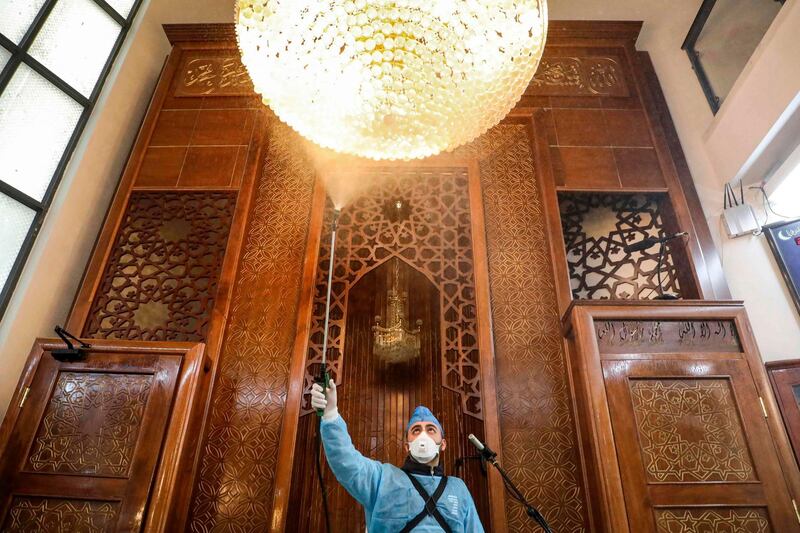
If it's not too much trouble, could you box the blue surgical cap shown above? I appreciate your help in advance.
[406,405,444,436]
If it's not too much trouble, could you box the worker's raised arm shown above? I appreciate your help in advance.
[311,380,383,509]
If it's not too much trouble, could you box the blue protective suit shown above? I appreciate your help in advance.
[320,415,485,532]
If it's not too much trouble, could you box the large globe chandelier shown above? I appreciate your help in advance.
[235,0,547,160]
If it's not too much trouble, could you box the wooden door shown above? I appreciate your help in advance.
[604,357,798,532]
[0,342,182,532]
[768,361,800,469]
[565,302,800,533]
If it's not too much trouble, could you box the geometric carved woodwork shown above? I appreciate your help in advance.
[188,119,316,533]
[25,372,152,477]
[290,258,489,531]
[82,191,236,342]
[301,167,482,417]
[453,124,589,531]
[629,379,756,483]
[527,56,629,97]
[566,302,800,532]
[655,508,771,533]
[3,496,120,532]
[595,319,741,354]
[559,193,682,300]
[0,340,205,532]
[40,21,735,533]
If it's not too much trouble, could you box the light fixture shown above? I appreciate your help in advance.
[373,259,422,364]
[235,0,548,160]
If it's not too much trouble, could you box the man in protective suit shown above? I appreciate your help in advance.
[311,379,485,532]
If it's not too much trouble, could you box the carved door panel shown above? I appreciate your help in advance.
[768,363,800,469]
[0,344,181,532]
[604,358,798,532]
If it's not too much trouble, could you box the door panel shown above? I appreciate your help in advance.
[604,358,797,532]
[769,364,800,469]
[0,346,181,532]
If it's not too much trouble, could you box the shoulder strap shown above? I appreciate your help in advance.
[399,471,452,533]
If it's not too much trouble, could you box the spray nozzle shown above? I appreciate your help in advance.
[332,208,341,231]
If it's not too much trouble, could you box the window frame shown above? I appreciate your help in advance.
[682,0,785,115]
[0,0,145,319]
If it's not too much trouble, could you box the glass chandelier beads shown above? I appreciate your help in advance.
[235,0,547,160]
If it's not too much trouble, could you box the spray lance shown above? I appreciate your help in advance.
[316,207,340,417]
[314,207,340,533]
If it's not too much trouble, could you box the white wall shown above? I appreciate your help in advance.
[550,0,800,362]
[0,0,231,419]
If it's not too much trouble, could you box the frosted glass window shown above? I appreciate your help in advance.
[0,64,83,201]
[0,194,36,291]
[28,0,122,97]
[105,0,137,18]
[0,0,47,44]
[0,46,10,73]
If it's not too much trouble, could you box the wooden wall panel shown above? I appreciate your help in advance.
[767,360,800,470]
[0,340,207,533]
[452,124,591,531]
[48,21,733,533]
[564,302,800,533]
[82,191,236,341]
[559,192,689,300]
[65,27,268,532]
[514,21,729,308]
[288,259,490,531]
[186,118,316,533]
[300,168,484,419]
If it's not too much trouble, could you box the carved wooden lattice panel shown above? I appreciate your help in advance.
[24,372,152,477]
[559,193,681,300]
[2,497,119,532]
[453,125,589,531]
[655,507,772,533]
[302,168,482,417]
[188,119,315,533]
[629,379,756,483]
[83,191,236,341]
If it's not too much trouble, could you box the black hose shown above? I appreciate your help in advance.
[315,416,332,533]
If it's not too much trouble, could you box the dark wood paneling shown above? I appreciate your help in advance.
[288,259,489,531]
[558,192,686,301]
[552,146,621,189]
[520,29,727,306]
[185,118,316,533]
[65,36,268,533]
[46,21,736,533]
[615,148,666,188]
[299,168,485,420]
[767,360,800,470]
[455,123,591,532]
[81,191,236,341]
[0,339,207,533]
[564,301,800,533]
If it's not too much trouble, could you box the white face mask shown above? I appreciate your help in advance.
[409,433,441,463]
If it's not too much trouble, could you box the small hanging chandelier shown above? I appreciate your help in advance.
[235,0,548,160]
[373,260,422,364]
